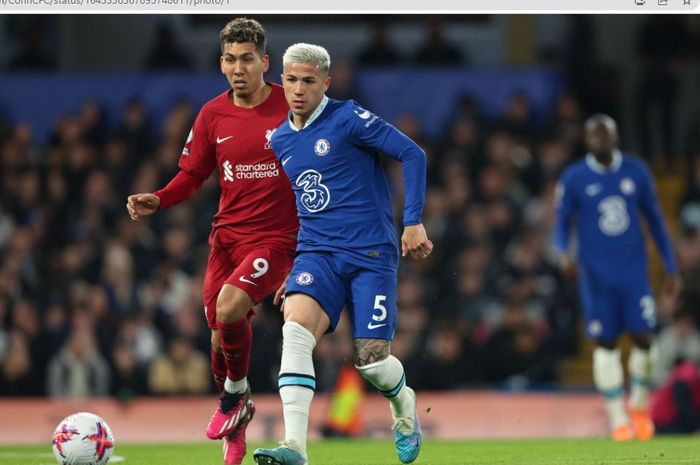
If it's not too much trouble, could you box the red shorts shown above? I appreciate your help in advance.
[202,243,294,330]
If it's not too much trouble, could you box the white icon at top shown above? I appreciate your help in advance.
[354,109,371,120]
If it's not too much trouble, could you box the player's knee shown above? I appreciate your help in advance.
[283,309,318,336]
[215,286,250,323]
[353,339,390,367]
[283,293,329,339]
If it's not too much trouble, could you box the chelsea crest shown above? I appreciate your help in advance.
[314,139,330,156]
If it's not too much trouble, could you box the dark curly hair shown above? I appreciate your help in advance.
[219,18,266,57]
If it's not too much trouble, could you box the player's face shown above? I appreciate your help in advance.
[585,122,617,155]
[281,62,331,120]
[220,42,269,99]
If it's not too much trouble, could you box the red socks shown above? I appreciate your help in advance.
[217,317,253,382]
[210,347,226,393]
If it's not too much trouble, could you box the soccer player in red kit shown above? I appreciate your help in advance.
[126,18,297,465]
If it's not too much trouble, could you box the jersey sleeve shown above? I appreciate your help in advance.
[637,162,678,274]
[553,171,576,255]
[341,101,426,226]
[178,108,216,180]
[153,170,204,210]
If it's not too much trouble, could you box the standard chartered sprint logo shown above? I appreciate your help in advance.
[222,160,279,182]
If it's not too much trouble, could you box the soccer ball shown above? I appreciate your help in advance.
[51,412,114,465]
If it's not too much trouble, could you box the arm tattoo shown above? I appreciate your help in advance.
[353,338,390,366]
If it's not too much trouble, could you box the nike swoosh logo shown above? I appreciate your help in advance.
[354,109,371,119]
[586,184,602,196]
[239,276,257,286]
[282,156,293,166]
[367,322,387,330]
[217,136,234,144]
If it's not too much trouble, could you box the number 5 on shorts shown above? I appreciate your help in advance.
[372,295,387,322]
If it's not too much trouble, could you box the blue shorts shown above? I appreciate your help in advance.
[578,272,656,342]
[285,252,397,340]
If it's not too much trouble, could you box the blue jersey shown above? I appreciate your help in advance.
[553,151,677,283]
[271,97,426,267]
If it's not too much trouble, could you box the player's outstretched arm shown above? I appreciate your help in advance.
[130,170,205,220]
[126,193,161,221]
[401,223,433,260]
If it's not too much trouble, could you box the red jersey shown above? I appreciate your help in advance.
[179,84,298,248]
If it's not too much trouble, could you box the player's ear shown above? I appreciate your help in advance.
[219,56,225,75]
[323,76,331,92]
[261,54,270,73]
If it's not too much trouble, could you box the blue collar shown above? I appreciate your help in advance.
[586,149,622,174]
[288,95,329,132]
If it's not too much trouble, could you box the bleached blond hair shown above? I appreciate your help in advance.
[282,43,331,75]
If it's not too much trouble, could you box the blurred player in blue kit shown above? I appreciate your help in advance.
[554,114,681,441]
[253,43,431,465]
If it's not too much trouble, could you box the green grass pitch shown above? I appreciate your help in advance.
[2,437,699,465]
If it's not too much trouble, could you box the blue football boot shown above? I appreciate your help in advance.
[392,387,422,463]
[253,442,307,465]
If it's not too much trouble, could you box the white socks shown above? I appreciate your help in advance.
[356,355,414,425]
[278,322,317,457]
[224,377,248,395]
[593,346,657,428]
[628,346,656,410]
[593,347,629,428]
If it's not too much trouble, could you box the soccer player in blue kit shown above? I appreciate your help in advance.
[253,43,432,465]
[554,114,681,441]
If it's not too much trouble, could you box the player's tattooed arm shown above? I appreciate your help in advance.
[353,339,390,366]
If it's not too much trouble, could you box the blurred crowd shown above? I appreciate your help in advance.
[1,16,700,401]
